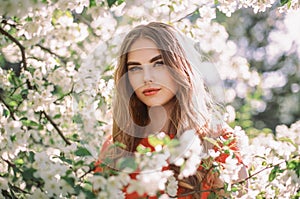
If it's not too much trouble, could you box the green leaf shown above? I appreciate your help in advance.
[292,190,300,199]
[25,16,33,22]
[21,119,39,127]
[287,160,298,169]
[7,71,21,86]
[11,94,23,102]
[167,139,180,148]
[75,146,92,157]
[268,165,283,182]
[22,167,43,190]
[52,85,64,97]
[59,156,73,164]
[168,5,174,12]
[231,186,239,192]
[222,138,233,146]
[280,0,291,6]
[97,120,107,126]
[89,0,96,7]
[256,195,264,199]
[117,157,137,171]
[136,144,151,154]
[53,114,61,119]
[262,161,268,166]
[8,101,18,107]
[148,135,164,147]
[62,176,75,187]
[113,141,126,149]
[0,55,5,66]
[277,137,297,147]
[10,135,16,142]
[268,169,277,182]
[3,109,9,117]
[224,149,230,154]
[81,186,97,198]
[287,159,300,177]
[14,158,24,165]
[28,151,35,163]
[72,114,83,123]
[207,192,217,199]
[74,160,85,167]
[71,133,80,141]
[117,0,125,5]
[107,0,117,7]
[204,137,219,147]
[22,167,37,181]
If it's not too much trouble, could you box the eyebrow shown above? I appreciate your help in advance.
[127,55,162,66]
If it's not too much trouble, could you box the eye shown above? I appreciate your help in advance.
[128,66,143,72]
[153,61,164,67]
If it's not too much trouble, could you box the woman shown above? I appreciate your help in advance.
[95,22,247,198]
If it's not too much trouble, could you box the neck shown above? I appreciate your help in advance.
[146,98,176,134]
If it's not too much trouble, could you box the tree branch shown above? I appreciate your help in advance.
[0,26,27,70]
[176,154,300,197]
[240,154,300,183]
[41,111,71,145]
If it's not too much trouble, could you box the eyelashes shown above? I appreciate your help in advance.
[128,66,143,72]
[153,61,164,67]
[128,61,165,72]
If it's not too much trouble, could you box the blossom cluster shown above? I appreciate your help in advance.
[92,129,248,198]
[0,0,299,198]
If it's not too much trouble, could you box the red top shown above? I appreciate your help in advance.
[94,128,243,199]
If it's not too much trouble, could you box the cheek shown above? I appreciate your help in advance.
[167,82,178,96]
[160,73,178,93]
[128,74,142,91]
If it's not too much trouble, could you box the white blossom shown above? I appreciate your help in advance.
[127,170,173,196]
[169,129,207,179]
[166,175,178,197]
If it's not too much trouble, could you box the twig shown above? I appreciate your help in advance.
[173,7,199,23]
[41,111,71,145]
[0,95,16,120]
[79,166,95,180]
[36,44,67,64]
[54,85,74,103]
[1,19,18,28]
[1,156,15,168]
[0,26,27,70]
[9,182,30,194]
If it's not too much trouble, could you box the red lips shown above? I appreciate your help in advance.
[143,88,161,96]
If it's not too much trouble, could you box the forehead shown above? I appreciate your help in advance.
[127,38,161,61]
[129,38,158,51]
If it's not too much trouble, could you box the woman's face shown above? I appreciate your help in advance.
[127,38,178,108]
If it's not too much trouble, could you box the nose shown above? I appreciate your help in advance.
[143,65,154,84]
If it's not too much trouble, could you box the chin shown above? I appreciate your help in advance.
[144,102,163,107]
